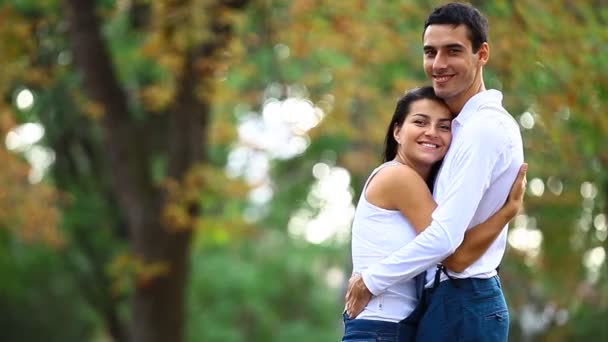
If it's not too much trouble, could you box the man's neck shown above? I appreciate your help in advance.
[448,80,486,115]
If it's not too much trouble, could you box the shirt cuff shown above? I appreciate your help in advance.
[361,270,381,296]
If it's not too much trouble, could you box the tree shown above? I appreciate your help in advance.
[60,1,252,341]
[1,1,606,341]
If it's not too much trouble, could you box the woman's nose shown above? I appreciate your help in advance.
[425,125,438,136]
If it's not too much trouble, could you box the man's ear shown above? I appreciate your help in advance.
[477,42,489,66]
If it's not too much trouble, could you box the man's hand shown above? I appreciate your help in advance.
[503,163,528,217]
[345,273,372,318]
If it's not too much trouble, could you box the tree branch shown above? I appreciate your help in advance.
[167,0,251,179]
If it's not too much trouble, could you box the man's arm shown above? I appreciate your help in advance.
[443,163,527,272]
[375,163,527,273]
[361,123,508,296]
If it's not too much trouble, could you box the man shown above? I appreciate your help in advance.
[345,3,524,341]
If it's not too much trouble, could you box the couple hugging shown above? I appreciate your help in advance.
[343,3,526,342]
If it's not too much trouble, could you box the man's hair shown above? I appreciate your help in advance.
[423,2,489,52]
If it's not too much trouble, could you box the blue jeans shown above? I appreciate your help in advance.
[416,275,509,341]
[341,273,426,342]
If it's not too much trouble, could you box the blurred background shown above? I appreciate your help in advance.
[0,0,606,341]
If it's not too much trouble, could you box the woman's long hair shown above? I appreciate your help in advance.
[381,86,447,191]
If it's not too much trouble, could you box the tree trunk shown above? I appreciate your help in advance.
[130,206,192,342]
[63,1,191,340]
[64,0,250,340]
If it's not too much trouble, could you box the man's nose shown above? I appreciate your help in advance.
[433,51,448,71]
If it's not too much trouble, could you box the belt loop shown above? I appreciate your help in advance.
[433,264,442,288]
[440,264,460,288]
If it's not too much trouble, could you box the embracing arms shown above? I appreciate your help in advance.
[365,163,527,271]
[345,163,527,317]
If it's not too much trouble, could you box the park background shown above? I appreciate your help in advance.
[0,0,606,341]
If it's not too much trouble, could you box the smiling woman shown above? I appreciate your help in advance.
[343,87,455,341]
[391,98,452,179]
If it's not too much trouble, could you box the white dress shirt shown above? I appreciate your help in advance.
[362,89,524,295]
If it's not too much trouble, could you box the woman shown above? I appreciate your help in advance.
[342,86,526,341]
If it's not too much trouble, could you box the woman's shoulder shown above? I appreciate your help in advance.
[368,162,427,191]
[365,162,432,210]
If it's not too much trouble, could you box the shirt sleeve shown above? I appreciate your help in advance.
[361,120,507,296]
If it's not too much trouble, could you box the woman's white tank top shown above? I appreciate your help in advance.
[351,161,419,322]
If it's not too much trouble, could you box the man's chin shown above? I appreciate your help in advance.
[432,86,452,98]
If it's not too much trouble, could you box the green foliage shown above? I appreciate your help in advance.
[0,231,98,342]
[1,0,607,341]
[187,239,344,342]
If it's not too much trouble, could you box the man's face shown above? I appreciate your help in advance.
[422,24,488,109]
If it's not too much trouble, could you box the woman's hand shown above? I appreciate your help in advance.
[344,273,372,319]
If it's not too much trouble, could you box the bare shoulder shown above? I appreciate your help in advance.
[375,163,425,187]
[365,163,429,209]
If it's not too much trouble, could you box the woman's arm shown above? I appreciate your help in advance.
[366,163,527,272]
[442,163,528,272]
[347,163,526,318]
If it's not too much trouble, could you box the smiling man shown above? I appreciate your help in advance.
[345,3,524,341]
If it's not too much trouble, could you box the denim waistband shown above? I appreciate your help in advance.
[432,264,502,291]
[436,275,501,291]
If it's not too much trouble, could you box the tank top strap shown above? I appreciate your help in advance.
[361,160,401,193]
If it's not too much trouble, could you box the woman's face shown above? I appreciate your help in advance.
[393,98,452,167]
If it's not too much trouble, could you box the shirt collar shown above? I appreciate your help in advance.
[453,89,503,125]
